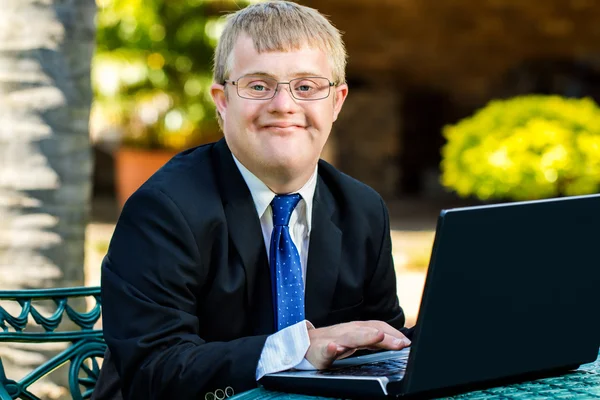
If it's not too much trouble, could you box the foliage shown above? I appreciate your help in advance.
[441,95,600,201]
[93,0,244,149]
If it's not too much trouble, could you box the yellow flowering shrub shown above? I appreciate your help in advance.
[441,95,600,200]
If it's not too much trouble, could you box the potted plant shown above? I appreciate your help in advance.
[441,95,600,201]
[93,0,237,206]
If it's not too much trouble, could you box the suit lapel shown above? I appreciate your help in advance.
[305,175,342,325]
[211,141,342,331]
[212,140,274,334]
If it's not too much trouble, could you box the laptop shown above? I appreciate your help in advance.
[260,194,600,398]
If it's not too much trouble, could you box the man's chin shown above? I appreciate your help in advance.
[263,158,300,171]
[262,154,309,174]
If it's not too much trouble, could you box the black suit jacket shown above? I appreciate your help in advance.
[95,139,408,400]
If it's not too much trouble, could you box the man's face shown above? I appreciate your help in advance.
[211,34,348,182]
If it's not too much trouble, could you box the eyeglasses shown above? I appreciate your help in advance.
[223,75,335,101]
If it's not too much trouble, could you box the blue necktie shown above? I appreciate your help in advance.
[270,194,305,331]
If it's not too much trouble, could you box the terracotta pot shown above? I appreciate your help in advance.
[115,147,178,208]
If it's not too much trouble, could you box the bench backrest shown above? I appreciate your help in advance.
[0,287,105,400]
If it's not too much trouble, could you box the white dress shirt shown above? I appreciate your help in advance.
[231,155,317,380]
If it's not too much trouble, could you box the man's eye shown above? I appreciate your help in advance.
[250,84,267,91]
[294,80,319,92]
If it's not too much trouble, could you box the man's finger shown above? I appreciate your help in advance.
[334,327,385,349]
[378,332,411,349]
[349,333,411,352]
[323,342,338,359]
[335,348,357,360]
[358,320,410,344]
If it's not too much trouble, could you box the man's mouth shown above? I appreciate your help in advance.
[263,123,305,129]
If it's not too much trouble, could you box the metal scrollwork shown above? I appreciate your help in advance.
[0,287,102,341]
[0,302,29,333]
[0,287,105,399]
[28,298,66,332]
[69,340,107,400]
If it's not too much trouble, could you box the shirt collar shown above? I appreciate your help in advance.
[231,153,318,232]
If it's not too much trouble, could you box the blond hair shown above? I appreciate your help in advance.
[213,1,347,85]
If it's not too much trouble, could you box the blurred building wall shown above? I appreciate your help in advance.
[299,0,600,199]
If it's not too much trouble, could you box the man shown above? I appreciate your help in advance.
[94,2,412,399]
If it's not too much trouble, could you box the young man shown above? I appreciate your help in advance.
[94,2,411,399]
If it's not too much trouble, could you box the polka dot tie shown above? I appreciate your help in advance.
[270,194,305,331]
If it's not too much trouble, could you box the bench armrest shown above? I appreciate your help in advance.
[0,384,12,400]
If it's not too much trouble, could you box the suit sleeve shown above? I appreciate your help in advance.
[101,187,268,399]
[362,197,415,339]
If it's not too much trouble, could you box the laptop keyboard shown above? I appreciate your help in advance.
[317,354,409,377]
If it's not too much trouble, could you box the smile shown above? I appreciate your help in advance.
[263,125,305,132]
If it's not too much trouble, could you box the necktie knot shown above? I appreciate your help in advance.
[271,194,302,226]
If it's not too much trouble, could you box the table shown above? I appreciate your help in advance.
[231,352,600,400]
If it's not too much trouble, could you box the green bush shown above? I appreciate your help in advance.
[441,95,600,201]
[93,0,248,150]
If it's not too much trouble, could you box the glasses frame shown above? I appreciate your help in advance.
[223,75,336,101]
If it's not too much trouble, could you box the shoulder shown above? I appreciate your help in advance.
[317,159,387,222]
[143,143,216,198]
[122,142,224,225]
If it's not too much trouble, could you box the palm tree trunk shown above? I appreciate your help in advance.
[0,0,96,397]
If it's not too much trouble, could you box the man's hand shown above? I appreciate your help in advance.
[305,321,411,369]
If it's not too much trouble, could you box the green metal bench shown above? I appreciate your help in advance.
[0,287,105,400]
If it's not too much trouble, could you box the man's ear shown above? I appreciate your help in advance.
[332,83,349,122]
[211,83,228,121]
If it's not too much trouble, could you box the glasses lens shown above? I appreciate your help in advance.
[290,77,331,100]
[237,76,277,99]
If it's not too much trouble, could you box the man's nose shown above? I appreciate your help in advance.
[268,83,298,111]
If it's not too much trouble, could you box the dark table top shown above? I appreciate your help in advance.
[230,352,600,400]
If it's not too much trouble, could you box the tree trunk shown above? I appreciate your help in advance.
[0,0,96,398]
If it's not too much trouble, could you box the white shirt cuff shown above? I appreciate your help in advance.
[256,320,315,380]
[292,357,317,371]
